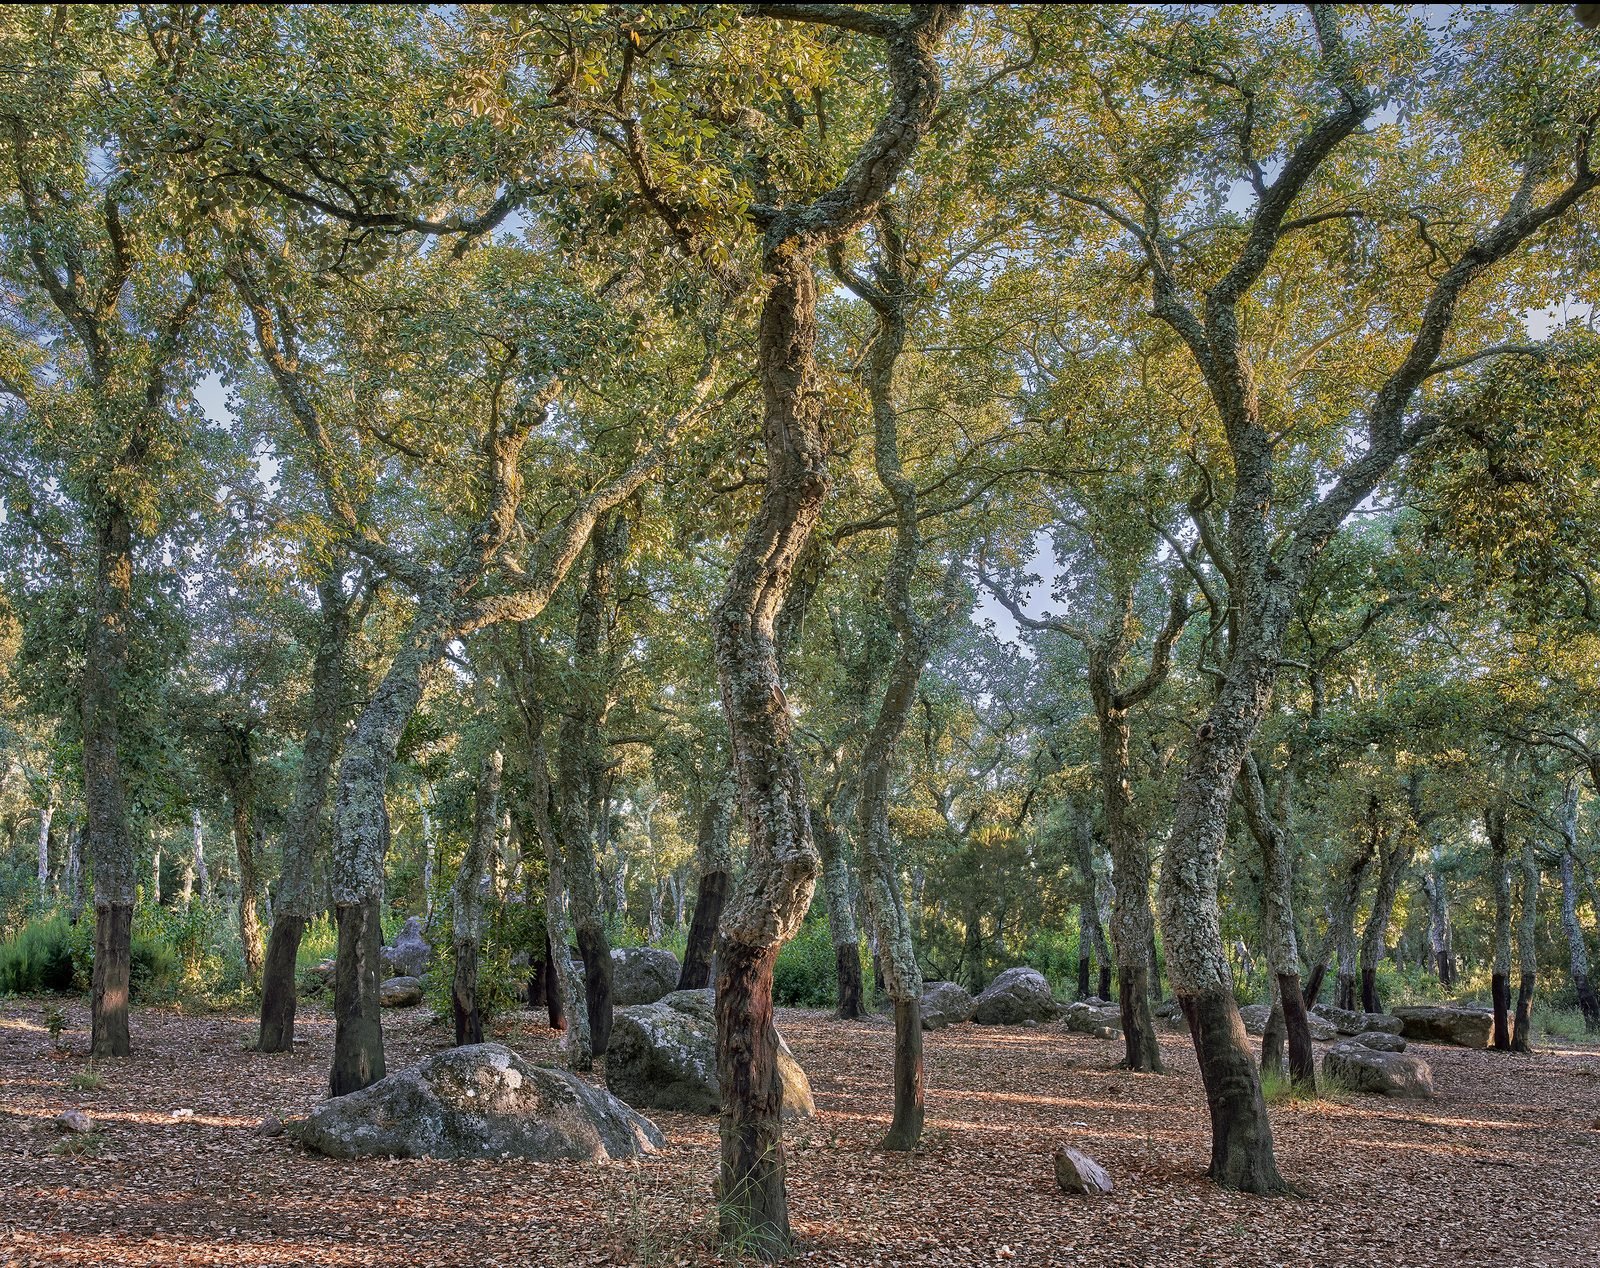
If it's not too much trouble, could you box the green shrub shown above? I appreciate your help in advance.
[0,915,78,994]
[773,918,837,1008]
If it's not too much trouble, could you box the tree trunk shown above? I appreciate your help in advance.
[36,797,54,904]
[707,9,956,1242]
[260,574,350,1052]
[1238,755,1313,1088]
[1560,846,1600,1033]
[453,749,502,1047]
[1261,978,1286,1077]
[1489,804,1512,1051]
[1512,835,1537,1053]
[555,513,627,1056]
[83,504,138,1057]
[814,799,865,1019]
[330,893,385,1095]
[1359,811,1407,1016]
[187,807,207,903]
[65,825,84,922]
[1423,861,1454,986]
[1086,700,1163,1073]
[234,815,264,992]
[680,778,733,990]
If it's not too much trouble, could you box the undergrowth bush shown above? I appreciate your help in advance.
[773,917,837,1008]
[0,909,181,1000]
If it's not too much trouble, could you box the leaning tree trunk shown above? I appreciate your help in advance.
[1359,821,1408,1016]
[679,777,733,990]
[1512,835,1538,1053]
[259,575,350,1052]
[1157,639,1289,1193]
[452,749,502,1047]
[814,796,865,1019]
[1488,805,1512,1051]
[1239,754,1313,1089]
[1560,847,1600,1033]
[83,505,136,1059]
[555,513,627,1056]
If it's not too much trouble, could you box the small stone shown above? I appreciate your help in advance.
[1023,1018,1039,1029]
[255,1115,284,1137]
[170,1108,195,1119]
[55,1110,92,1134]
[1053,1144,1113,1195]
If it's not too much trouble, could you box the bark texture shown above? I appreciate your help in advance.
[813,794,865,1019]
[1489,804,1513,1051]
[710,7,958,1248]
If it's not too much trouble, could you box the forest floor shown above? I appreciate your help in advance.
[2,995,1598,1267]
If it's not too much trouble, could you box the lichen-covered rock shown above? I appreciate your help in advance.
[604,989,814,1120]
[1323,1040,1433,1098]
[971,968,1060,1025]
[292,1043,663,1161]
[55,1109,93,1134]
[381,916,430,979]
[1344,1030,1407,1052]
[608,947,681,1007]
[1392,1004,1493,1049]
[1063,1001,1123,1037]
[1311,1003,1404,1036]
[919,981,975,1030]
[1053,1145,1113,1195]
[379,976,424,1008]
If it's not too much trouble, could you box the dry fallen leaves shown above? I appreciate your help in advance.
[2,997,1598,1266]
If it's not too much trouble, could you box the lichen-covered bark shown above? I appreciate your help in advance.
[710,9,959,1247]
[259,575,352,1052]
[453,748,502,1047]
[36,797,53,903]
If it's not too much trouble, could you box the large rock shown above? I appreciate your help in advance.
[1392,1004,1493,1048]
[1239,1003,1337,1042]
[609,947,682,1007]
[1344,1030,1407,1052]
[919,981,975,1030]
[605,989,814,1120]
[971,968,1060,1026]
[1053,1145,1113,1195]
[379,976,424,1008]
[1323,1040,1433,1098]
[1311,1003,1404,1036]
[292,1043,663,1161]
[1063,1001,1122,1037]
[381,916,431,979]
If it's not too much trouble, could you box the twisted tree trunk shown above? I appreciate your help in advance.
[814,794,865,1019]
